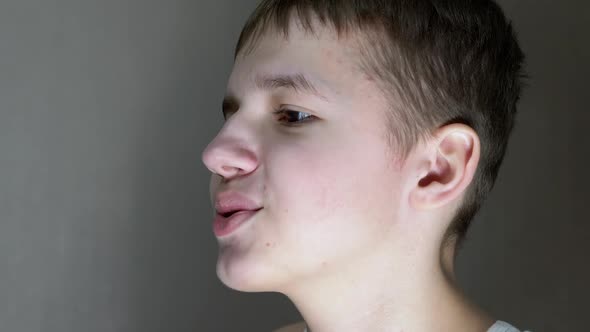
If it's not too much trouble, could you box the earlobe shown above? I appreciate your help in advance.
[409,124,480,211]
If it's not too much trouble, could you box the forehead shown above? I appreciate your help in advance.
[226,21,364,100]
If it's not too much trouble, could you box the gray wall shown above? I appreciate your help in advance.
[0,0,586,331]
[456,2,589,331]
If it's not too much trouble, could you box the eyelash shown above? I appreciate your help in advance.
[222,108,316,126]
[273,109,316,126]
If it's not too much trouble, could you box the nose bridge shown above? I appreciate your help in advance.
[201,112,259,179]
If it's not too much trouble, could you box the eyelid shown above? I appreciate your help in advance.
[273,107,317,126]
[221,105,318,124]
[275,104,316,116]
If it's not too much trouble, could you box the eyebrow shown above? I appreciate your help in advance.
[222,73,329,118]
[255,73,328,100]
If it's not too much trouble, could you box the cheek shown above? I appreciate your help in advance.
[268,142,374,226]
[261,132,400,272]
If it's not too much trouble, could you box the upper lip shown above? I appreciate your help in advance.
[214,191,263,215]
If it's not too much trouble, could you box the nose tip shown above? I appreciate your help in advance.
[201,147,217,174]
[201,140,258,180]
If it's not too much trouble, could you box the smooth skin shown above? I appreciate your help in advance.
[202,15,496,332]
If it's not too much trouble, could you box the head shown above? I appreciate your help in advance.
[202,0,525,292]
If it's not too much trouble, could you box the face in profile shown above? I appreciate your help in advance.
[201,21,412,293]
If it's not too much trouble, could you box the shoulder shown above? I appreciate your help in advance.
[272,320,306,332]
[487,320,530,332]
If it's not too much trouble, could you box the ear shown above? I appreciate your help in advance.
[409,123,481,211]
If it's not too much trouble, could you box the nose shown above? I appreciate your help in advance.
[201,131,258,180]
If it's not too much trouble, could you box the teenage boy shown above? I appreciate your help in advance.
[202,1,529,331]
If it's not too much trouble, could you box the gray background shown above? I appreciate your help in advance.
[0,0,587,331]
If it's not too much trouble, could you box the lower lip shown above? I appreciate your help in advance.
[213,209,262,237]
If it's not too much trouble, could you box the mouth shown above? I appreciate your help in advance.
[220,210,239,218]
[220,207,262,218]
[213,208,263,237]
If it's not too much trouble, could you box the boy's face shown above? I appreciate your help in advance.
[202,21,413,291]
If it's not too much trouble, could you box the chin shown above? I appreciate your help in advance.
[215,253,288,293]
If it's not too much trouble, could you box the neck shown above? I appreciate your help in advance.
[281,239,494,332]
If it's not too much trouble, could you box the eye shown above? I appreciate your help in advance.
[273,109,316,126]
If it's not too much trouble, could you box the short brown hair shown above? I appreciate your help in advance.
[233,0,527,252]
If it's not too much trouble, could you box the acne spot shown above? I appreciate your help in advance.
[321,261,327,268]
